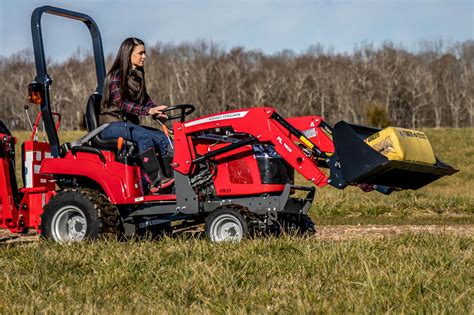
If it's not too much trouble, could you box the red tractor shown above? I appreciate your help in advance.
[0,6,457,242]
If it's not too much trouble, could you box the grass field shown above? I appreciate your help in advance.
[2,128,473,313]
[1,234,472,313]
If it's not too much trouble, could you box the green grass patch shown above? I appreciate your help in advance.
[1,234,472,313]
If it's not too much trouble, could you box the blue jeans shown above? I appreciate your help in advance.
[101,122,169,156]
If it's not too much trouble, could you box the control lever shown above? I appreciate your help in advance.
[154,118,174,150]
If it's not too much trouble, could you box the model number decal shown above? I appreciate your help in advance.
[276,136,292,153]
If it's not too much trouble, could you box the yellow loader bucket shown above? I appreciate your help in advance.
[330,121,458,191]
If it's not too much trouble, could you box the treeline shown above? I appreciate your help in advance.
[1,40,473,130]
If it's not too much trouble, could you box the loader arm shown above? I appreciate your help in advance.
[172,106,457,194]
[172,107,338,187]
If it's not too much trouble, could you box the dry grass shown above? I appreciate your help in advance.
[3,128,473,313]
[1,234,473,313]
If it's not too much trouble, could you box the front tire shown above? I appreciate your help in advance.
[41,189,119,243]
[205,208,248,242]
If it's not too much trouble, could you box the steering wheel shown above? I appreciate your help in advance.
[161,104,195,122]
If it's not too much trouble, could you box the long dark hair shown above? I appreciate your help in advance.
[102,37,146,105]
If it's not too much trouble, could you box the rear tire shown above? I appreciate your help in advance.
[41,188,119,243]
[205,208,248,242]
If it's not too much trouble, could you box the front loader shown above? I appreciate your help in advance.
[0,6,458,242]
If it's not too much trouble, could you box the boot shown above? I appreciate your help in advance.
[139,148,174,191]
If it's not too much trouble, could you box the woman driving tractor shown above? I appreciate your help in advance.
[99,37,173,192]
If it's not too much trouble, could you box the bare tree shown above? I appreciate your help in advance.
[1,40,473,131]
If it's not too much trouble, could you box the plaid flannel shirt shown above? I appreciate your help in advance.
[109,71,156,116]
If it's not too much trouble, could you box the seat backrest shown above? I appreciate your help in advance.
[85,93,102,132]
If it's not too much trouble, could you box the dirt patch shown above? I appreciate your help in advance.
[316,224,474,240]
[0,230,38,245]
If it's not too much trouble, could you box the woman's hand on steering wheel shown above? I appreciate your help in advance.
[151,104,196,135]
[148,105,168,120]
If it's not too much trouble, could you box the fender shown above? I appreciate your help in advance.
[40,150,142,204]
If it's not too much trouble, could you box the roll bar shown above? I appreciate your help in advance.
[31,5,106,157]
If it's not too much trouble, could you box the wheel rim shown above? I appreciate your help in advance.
[51,206,87,243]
[209,214,243,242]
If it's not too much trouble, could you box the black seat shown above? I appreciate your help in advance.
[85,93,101,131]
[83,93,135,151]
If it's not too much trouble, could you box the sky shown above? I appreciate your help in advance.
[0,0,473,61]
